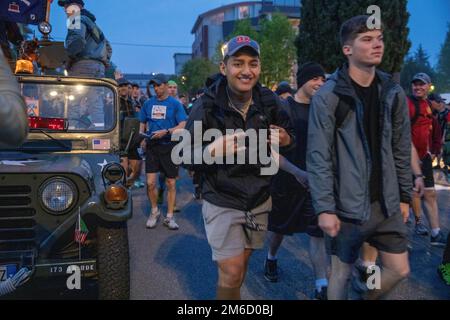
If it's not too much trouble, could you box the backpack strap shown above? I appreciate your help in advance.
[80,15,105,44]
[335,95,354,129]
[258,86,278,123]
[408,95,421,126]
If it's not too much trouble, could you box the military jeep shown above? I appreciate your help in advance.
[0,75,132,299]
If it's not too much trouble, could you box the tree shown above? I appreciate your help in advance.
[178,58,218,96]
[400,45,436,94]
[435,24,450,93]
[297,0,411,75]
[259,14,297,87]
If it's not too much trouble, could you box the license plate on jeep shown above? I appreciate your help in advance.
[0,265,17,282]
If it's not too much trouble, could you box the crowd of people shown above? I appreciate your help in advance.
[49,1,450,300]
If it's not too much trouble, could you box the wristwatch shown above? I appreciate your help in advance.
[414,174,424,179]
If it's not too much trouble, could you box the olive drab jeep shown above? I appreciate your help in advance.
[0,75,132,299]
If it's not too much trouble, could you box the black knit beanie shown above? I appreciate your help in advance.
[297,62,326,89]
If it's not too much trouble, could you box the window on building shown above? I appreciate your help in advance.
[211,12,225,25]
[238,6,250,19]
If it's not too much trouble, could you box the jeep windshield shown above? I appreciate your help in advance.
[21,82,115,132]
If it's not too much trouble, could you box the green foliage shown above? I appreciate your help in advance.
[259,14,297,87]
[178,58,218,95]
[435,24,450,92]
[400,45,436,94]
[297,0,411,74]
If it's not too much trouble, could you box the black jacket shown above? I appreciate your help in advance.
[183,75,295,211]
[307,65,412,222]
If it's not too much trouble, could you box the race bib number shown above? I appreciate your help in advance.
[151,105,167,120]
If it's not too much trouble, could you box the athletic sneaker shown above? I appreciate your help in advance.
[136,180,146,188]
[146,210,160,229]
[314,287,328,300]
[438,263,450,286]
[415,220,429,236]
[431,231,447,247]
[163,217,179,230]
[264,259,278,283]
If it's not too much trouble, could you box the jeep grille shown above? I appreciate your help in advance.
[0,186,37,253]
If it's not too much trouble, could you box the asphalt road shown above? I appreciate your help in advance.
[128,170,450,300]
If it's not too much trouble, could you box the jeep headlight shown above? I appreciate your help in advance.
[40,178,77,214]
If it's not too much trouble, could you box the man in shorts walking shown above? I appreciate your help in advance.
[307,16,412,300]
[140,74,187,230]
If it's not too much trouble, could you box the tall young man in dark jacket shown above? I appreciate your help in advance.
[307,16,412,300]
[184,36,294,300]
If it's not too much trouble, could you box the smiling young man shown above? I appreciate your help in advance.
[184,36,294,300]
[307,16,412,300]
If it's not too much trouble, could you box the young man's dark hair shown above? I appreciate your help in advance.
[340,15,384,46]
[183,35,294,300]
[307,15,412,300]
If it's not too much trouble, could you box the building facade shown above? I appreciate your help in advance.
[173,53,192,76]
[191,0,300,60]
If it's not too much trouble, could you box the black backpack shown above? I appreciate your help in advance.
[408,95,432,126]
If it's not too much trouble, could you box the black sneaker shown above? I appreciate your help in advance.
[415,220,429,236]
[314,287,328,300]
[264,259,278,283]
[194,186,202,200]
[351,263,369,293]
[431,231,447,247]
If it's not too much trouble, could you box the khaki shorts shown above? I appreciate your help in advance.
[202,198,272,261]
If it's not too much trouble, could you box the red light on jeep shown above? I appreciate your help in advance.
[28,117,67,131]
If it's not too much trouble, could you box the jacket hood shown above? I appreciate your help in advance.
[81,9,96,22]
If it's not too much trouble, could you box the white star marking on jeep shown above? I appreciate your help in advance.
[97,159,109,171]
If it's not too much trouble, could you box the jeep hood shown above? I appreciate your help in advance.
[0,155,94,181]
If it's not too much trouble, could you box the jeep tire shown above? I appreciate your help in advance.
[97,221,130,300]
